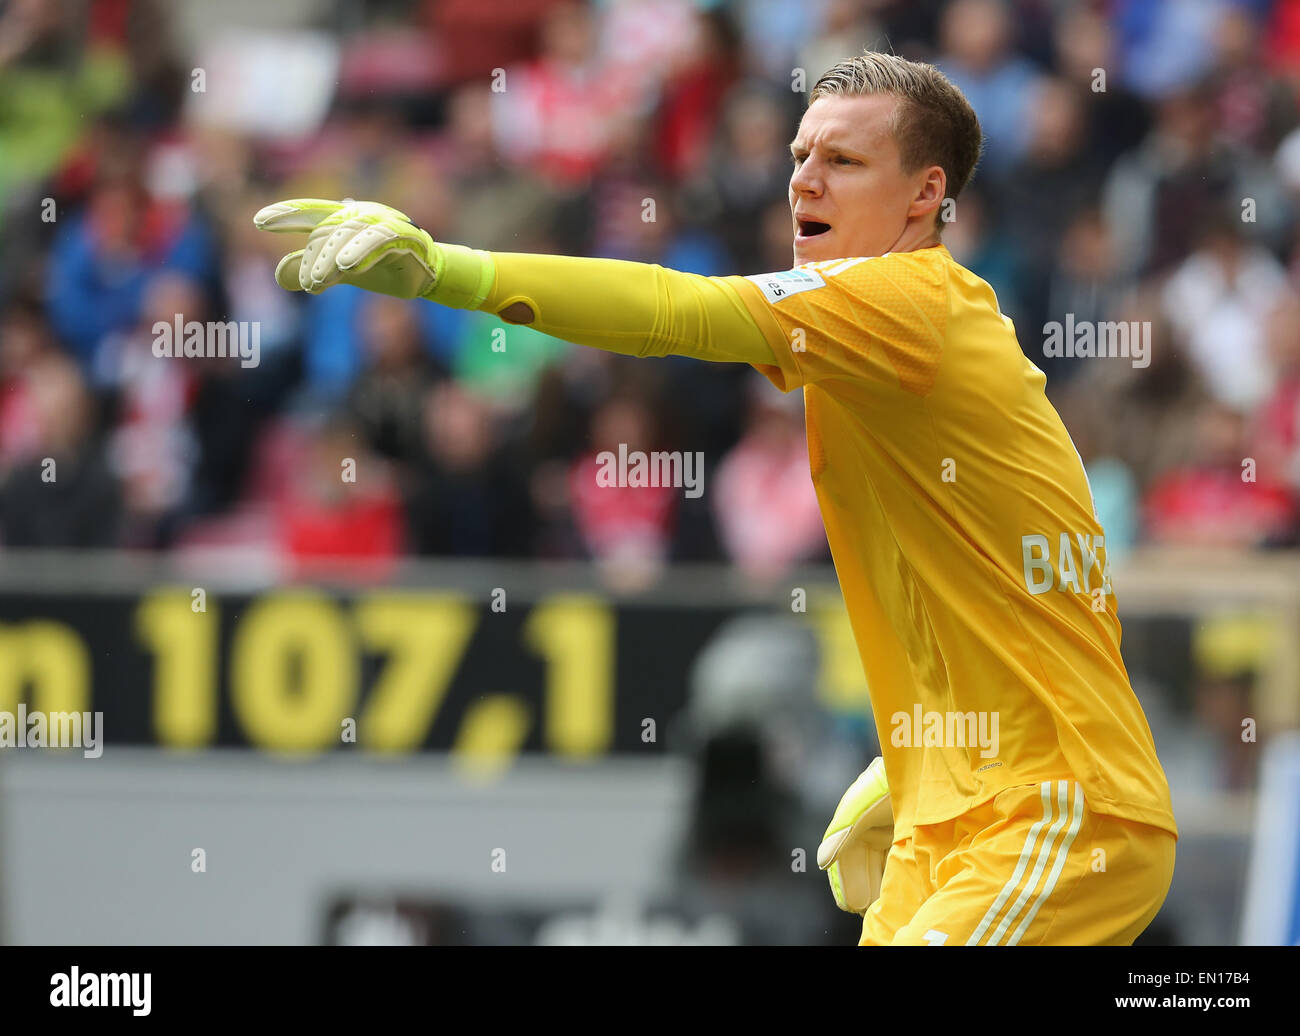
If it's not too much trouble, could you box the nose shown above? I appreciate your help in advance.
[790,158,822,199]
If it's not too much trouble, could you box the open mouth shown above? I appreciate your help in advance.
[798,220,832,237]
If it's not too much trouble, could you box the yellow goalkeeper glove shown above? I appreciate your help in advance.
[252,197,495,309]
[817,756,894,914]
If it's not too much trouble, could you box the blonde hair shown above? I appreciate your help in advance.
[810,52,983,231]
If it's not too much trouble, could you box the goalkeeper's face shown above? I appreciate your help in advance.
[788,93,946,265]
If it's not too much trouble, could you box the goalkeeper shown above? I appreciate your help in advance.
[257,52,1177,946]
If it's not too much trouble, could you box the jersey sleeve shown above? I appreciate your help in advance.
[476,251,777,367]
[723,251,949,394]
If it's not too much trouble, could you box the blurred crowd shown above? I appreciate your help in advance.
[4,0,1300,576]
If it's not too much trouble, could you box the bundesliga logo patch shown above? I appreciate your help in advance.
[746,268,826,304]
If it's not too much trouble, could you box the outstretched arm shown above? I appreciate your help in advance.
[481,252,777,367]
[254,198,777,368]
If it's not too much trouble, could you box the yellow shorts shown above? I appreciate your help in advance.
[860,779,1176,946]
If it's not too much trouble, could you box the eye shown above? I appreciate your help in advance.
[834,155,858,165]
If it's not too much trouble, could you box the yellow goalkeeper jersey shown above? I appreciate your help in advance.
[723,244,1178,843]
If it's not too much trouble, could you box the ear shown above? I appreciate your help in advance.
[908,165,947,223]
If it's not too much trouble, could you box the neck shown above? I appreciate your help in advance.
[890,221,942,253]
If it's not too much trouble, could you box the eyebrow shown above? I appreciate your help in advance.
[789,139,865,158]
